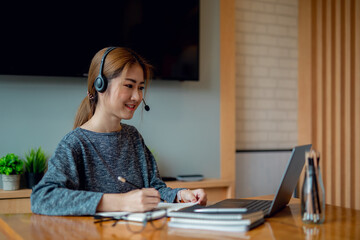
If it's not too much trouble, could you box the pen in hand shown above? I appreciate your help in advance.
[118,176,165,201]
[118,176,141,189]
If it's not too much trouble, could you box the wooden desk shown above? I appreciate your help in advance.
[1,196,359,240]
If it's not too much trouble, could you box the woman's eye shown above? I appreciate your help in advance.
[125,84,133,89]
[139,86,145,91]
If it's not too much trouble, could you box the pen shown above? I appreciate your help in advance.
[118,176,165,201]
[194,208,247,213]
[118,176,141,189]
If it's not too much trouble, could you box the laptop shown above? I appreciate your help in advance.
[212,144,312,217]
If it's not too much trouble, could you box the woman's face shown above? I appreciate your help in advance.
[102,64,145,120]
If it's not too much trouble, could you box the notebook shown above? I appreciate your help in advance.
[211,144,312,217]
[167,204,264,220]
[168,218,265,233]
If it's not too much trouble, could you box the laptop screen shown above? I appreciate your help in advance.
[268,144,312,216]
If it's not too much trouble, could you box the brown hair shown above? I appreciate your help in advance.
[73,47,152,129]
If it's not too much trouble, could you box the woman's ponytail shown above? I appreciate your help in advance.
[73,96,91,129]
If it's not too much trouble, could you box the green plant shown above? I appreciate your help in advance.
[0,153,24,175]
[23,147,48,173]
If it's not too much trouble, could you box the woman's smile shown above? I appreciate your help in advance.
[125,103,137,111]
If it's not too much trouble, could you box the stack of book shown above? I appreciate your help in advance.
[167,204,265,233]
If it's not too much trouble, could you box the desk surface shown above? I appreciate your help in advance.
[0,196,359,240]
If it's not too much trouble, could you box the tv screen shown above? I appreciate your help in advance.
[0,0,199,81]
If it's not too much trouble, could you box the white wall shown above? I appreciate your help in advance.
[127,0,220,177]
[235,0,299,199]
[235,0,298,150]
[0,0,220,179]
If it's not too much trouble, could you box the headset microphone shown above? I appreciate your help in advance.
[142,99,150,111]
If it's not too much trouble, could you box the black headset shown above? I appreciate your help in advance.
[93,47,150,111]
[94,47,117,93]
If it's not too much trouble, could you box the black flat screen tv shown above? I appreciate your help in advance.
[0,0,199,81]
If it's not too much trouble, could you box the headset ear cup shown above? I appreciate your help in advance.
[94,75,107,93]
[94,47,116,93]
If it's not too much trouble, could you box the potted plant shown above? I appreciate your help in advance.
[23,147,48,188]
[0,153,24,190]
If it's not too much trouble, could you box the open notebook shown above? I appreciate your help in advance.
[95,202,197,222]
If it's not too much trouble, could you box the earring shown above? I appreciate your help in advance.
[87,91,94,100]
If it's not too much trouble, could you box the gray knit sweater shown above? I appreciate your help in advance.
[31,124,182,216]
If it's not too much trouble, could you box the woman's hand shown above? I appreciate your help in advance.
[178,189,207,206]
[97,188,161,212]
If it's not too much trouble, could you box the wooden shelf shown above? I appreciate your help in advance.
[165,178,233,203]
[0,189,32,199]
[0,179,232,213]
[0,189,32,214]
[165,178,232,189]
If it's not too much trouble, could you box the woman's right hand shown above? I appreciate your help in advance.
[96,188,161,212]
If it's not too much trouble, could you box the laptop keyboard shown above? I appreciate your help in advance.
[246,200,272,212]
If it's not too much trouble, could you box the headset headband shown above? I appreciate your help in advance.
[98,47,117,77]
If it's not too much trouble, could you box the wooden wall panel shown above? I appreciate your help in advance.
[220,0,236,197]
[299,0,360,209]
[356,0,360,210]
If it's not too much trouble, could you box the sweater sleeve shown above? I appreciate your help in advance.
[31,140,103,216]
[143,145,185,203]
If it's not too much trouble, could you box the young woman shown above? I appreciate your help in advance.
[31,47,207,215]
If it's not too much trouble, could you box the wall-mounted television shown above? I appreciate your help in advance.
[0,0,199,81]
